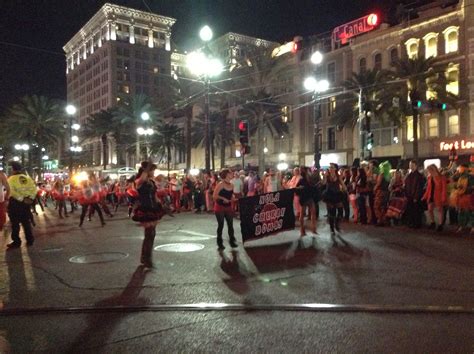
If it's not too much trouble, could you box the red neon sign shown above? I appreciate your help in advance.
[333,13,380,45]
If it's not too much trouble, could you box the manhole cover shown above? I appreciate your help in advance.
[154,243,205,252]
[69,252,129,264]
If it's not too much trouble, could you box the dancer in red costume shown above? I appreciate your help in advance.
[78,175,105,227]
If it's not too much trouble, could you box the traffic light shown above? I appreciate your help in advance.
[412,100,422,109]
[239,120,249,145]
[367,132,374,150]
[438,102,447,110]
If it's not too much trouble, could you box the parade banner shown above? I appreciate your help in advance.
[239,189,295,243]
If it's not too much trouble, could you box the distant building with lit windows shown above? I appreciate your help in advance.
[297,0,474,167]
[63,3,175,166]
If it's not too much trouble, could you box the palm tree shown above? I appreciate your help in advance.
[150,72,204,171]
[149,122,183,176]
[233,48,290,175]
[334,68,402,159]
[85,109,115,169]
[392,56,439,161]
[1,95,64,175]
[113,94,159,165]
[191,111,235,170]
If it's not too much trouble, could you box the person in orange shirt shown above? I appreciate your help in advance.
[422,164,447,231]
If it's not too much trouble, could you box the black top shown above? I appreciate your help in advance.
[297,177,313,205]
[217,187,233,206]
[137,180,158,210]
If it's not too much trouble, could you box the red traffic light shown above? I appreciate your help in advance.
[238,120,248,131]
[367,13,378,26]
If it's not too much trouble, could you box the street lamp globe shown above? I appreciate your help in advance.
[279,153,287,161]
[316,79,330,93]
[71,135,79,143]
[65,104,77,115]
[277,162,289,172]
[207,58,224,77]
[13,156,20,162]
[14,144,21,150]
[71,123,81,130]
[137,127,145,135]
[304,77,318,91]
[146,128,154,135]
[263,147,269,154]
[199,25,213,42]
[311,51,323,65]
[141,112,150,121]
[21,144,29,151]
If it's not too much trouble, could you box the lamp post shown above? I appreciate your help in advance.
[65,104,79,173]
[187,26,223,172]
[136,126,154,160]
[304,67,329,169]
[14,144,30,168]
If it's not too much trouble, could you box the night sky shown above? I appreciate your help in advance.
[0,0,395,110]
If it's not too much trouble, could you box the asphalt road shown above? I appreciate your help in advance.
[0,204,472,353]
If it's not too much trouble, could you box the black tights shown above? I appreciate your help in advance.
[327,205,343,232]
[79,203,104,225]
[215,212,235,247]
[141,227,156,264]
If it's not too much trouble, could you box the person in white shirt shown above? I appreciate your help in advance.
[0,171,11,231]
[231,172,243,212]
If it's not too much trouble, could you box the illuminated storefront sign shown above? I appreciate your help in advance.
[332,13,379,45]
[440,139,474,151]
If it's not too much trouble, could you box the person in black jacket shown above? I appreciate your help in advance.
[403,160,425,228]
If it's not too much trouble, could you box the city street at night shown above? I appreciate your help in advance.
[0,206,472,352]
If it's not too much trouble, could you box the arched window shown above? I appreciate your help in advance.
[405,38,419,59]
[443,26,459,54]
[423,33,438,58]
[374,53,382,70]
[390,47,398,65]
[359,57,367,73]
[446,63,459,96]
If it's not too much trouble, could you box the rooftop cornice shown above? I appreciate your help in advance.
[350,7,462,49]
[63,2,176,53]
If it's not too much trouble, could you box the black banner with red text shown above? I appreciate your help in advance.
[239,189,295,243]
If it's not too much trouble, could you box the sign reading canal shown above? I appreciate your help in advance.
[239,189,295,243]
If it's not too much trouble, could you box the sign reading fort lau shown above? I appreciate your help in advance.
[239,190,296,243]
[440,139,474,151]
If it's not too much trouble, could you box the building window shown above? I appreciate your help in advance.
[327,62,336,83]
[374,53,382,70]
[359,57,366,73]
[443,26,459,54]
[327,127,336,150]
[428,117,438,137]
[423,33,438,58]
[448,114,459,136]
[327,97,336,116]
[446,63,459,96]
[406,116,420,141]
[281,106,291,123]
[405,38,419,59]
[390,47,398,65]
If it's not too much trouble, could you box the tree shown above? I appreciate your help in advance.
[113,94,159,165]
[334,68,402,159]
[166,76,203,171]
[149,122,183,176]
[85,110,116,169]
[191,110,235,170]
[1,95,64,175]
[392,56,447,161]
[233,48,289,175]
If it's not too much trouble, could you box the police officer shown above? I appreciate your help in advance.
[6,162,37,249]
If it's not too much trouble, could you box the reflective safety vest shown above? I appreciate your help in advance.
[8,174,37,202]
